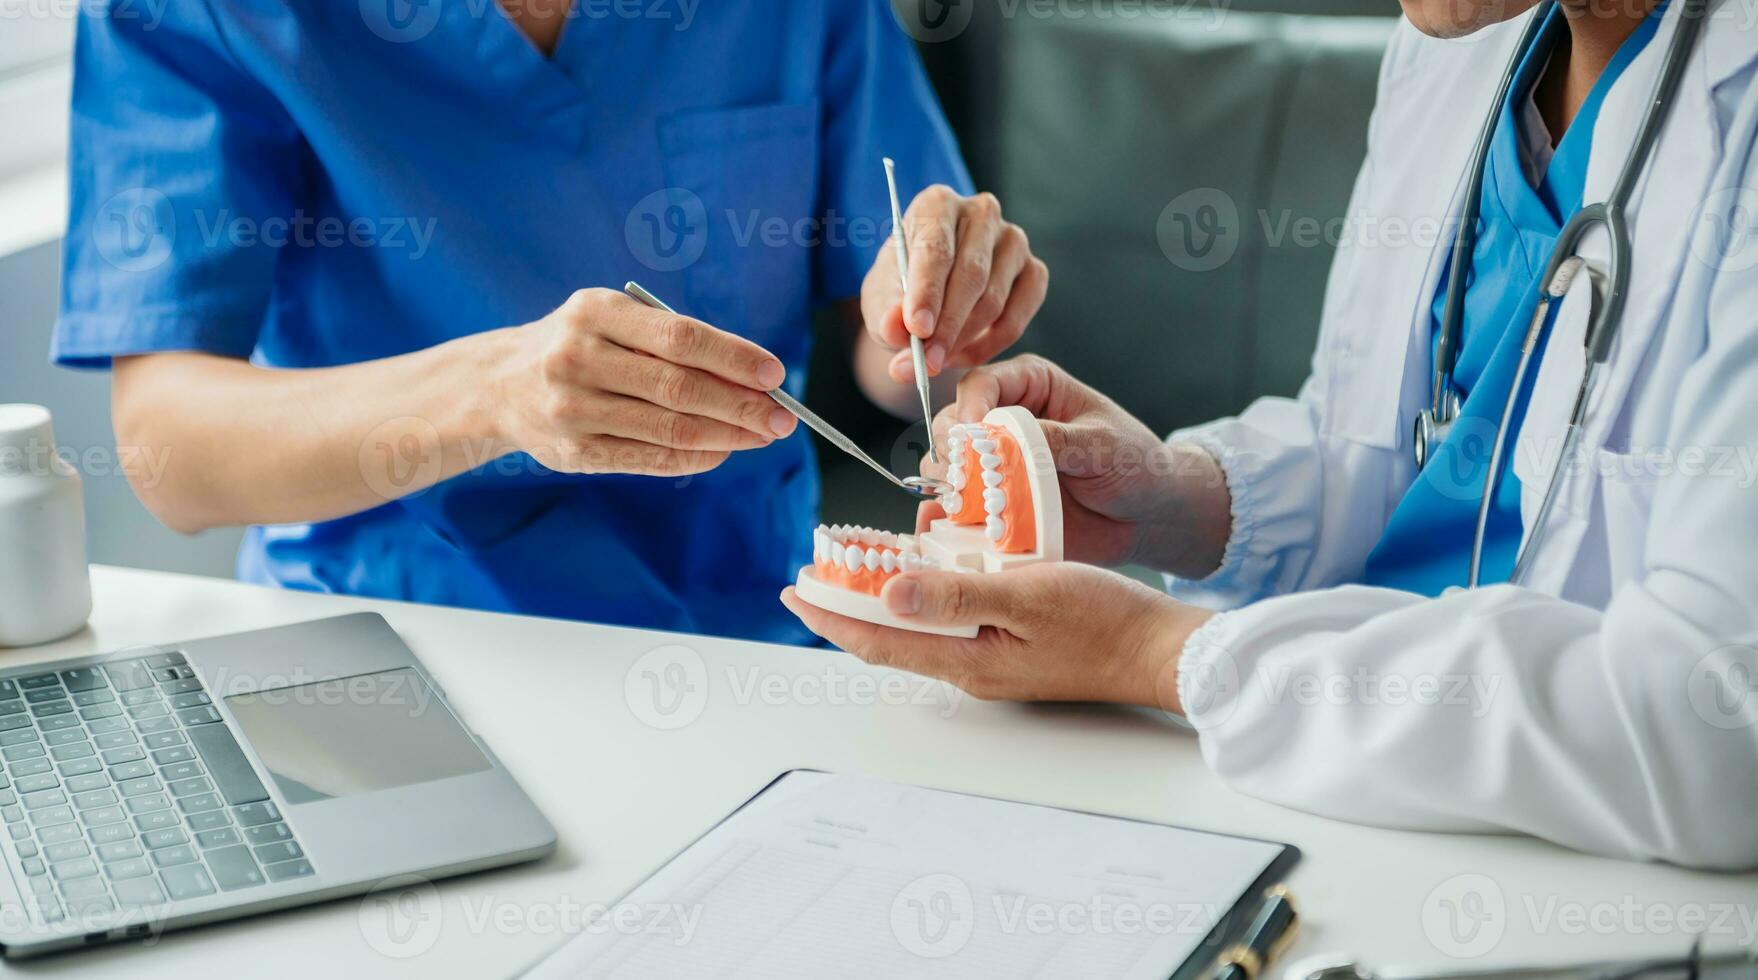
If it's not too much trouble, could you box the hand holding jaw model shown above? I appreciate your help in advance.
[791,407,1063,638]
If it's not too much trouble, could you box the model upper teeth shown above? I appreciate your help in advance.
[982,469,1003,487]
[979,453,1002,470]
[983,489,1006,514]
[972,438,996,453]
[942,492,963,514]
[985,517,1005,541]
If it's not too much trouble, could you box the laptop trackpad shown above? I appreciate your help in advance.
[224,667,491,804]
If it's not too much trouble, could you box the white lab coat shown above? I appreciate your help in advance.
[1169,2,1758,870]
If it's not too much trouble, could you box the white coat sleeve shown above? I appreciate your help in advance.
[1172,170,1758,871]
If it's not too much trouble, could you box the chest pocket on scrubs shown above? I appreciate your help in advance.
[658,101,821,347]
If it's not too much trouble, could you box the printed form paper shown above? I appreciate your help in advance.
[526,771,1286,980]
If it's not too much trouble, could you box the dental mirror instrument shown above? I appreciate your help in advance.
[884,156,939,464]
[622,282,952,502]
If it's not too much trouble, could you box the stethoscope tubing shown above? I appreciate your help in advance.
[1431,0,1712,587]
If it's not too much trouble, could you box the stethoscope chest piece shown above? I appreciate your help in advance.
[1413,388,1463,471]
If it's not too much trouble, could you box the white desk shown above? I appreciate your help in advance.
[6,566,1754,977]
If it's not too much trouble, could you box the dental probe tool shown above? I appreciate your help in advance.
[623,282,952,502]
[883,156,938,464]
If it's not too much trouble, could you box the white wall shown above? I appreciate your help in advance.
[0,5,243,577]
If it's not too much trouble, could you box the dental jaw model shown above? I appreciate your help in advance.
[793,407,1063,638]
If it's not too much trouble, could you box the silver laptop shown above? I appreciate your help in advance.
[0,613,556,956]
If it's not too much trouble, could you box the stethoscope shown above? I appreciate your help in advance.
[1414,0,1710,587]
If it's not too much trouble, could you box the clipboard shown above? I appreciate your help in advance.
[525,770,1300,979]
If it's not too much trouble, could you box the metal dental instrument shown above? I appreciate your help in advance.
[884,156,939,464]
[1290,935,1754,980]
[622,282,953,501]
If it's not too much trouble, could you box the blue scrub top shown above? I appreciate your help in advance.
[54,1,970,644]
[1361,4,1663,594]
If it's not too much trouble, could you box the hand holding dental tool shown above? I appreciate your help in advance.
[884,157,938,463]
[491,286,795,479]
[623,283,950,501]
[859,169,1048,422]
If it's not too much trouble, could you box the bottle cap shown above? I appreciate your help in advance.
[0,404,55,456]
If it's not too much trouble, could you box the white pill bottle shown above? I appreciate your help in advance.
[0,405,93,647]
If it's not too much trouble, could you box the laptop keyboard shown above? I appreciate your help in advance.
[0,652,313,926]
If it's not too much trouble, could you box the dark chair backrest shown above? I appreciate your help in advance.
[810,0,1397,529]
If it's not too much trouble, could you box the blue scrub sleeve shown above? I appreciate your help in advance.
[53,0,306,369]
[813,0,972,305]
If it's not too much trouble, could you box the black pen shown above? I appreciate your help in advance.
[1211,885,1300,980]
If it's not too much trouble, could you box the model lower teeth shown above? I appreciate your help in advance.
[792,409,1063,636]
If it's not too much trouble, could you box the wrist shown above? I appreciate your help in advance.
[1132,442,1232,580]
[457,326,523,452]
[1126,595,1213,714]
